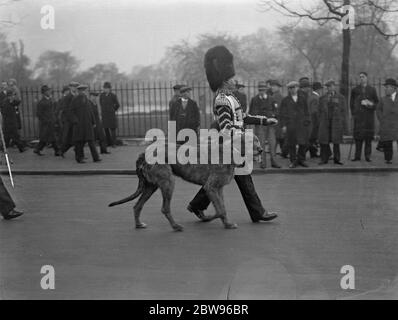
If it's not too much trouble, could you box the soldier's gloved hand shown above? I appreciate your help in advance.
[265,117,278,126]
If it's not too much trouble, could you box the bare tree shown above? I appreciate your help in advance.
[259,0,398,98]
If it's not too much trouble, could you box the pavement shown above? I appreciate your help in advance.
[0,174,397,299]
[1,141,398,175]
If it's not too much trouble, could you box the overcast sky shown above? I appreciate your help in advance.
[2,0,286,73]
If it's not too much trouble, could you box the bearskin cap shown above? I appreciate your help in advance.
[204,46,235,92]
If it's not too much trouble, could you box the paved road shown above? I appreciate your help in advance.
[0,173,397,299]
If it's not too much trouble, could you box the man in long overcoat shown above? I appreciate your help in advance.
[70,85,101,163]
[34,85,59,156]
[350,72,379,162]
[169,86,200,135]
[60,82,79,156]
[0,90,25,152]
[89,91,109,155]
[99,82,120,147]
[318,80,348,165]
[280,81,311,168]
[376,78,398,164]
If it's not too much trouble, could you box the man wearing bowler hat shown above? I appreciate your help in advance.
[34,85,59,156]
[376,78,398,164]
[99,82,120,148]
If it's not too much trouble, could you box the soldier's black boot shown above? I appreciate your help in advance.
[2,209,24,220]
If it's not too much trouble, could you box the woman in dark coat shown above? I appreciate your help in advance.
[318,80,348,165]
[70,85,101,163]
[99,82,120,147]
[34,85,59,156]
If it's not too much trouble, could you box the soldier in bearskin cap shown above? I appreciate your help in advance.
[187,45,278,223]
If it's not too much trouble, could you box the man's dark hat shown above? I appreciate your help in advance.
[312,82,323,91]
[383,78,398,87]
[325,79,336,87]
[204,46,235,92]
[270,79,282,87]
[62,86,70,93]
[173,84,184,90]
[179,86,192,93]
[41,85,51,94]
[235,81,245,89]
[69,81,80,88]
[258,81,267,89]
[103,82,112,89]
[77,84,88,90]
[299,78,311,88]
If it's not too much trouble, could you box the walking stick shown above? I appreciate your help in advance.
[0,120,15,188]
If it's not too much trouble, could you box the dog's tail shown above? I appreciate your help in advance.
[108,153,146,207]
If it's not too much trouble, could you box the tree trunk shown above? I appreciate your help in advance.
[340,28,351,100]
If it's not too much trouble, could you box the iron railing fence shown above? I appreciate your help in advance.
[16,79,388,140]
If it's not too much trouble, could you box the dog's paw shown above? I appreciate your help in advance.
[224,222,238,229]
[172,224,184,232]
[135,223,147,229]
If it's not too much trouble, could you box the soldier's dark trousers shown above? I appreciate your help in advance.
[320,143,341,162]
[289,144,307,163]
[74,140,100,162]
[0,177,15,217]
[105,128,116,146]
[354,138,372,159]
[189,174,266,222]
[383,141,397,161]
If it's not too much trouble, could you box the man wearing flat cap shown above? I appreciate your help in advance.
[350,72,379,162]
[70,84,101,163]
[34,85,59,156]
[169,84,183,121]
[169,86,200,135]
[248,80,281,168]
[280,81,311,168]
[318,80,348,165]
[187,45,279,224]
[60,81,80,156]
[99,82,120,148]
[376,78,398,164]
